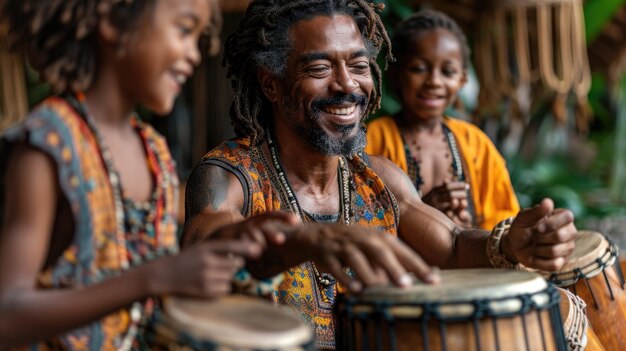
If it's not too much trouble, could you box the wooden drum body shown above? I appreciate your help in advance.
[150,295,314,351]
[545,231,626,351]
[336,269,567,351]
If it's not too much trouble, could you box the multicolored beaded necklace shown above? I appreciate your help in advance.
[71,93,167,351]
[265,129,351,289]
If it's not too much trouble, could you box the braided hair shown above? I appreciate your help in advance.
[224,0,392,144]
[1,0,222,93]
[392,9,470,69]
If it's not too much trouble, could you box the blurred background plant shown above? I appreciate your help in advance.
[374,0,626,233]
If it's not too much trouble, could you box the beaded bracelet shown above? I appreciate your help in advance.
[486,216,524,269]
[232,268,284,297]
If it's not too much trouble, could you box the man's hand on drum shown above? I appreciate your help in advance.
[285,223,440,292]
[502,198,577,271]
[182,211,300,248]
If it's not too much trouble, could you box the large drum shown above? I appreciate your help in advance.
[335,269,567,351]
[544,231,626,350]
[150,295,315,350]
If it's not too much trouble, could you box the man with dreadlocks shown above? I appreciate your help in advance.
[184,0,577,349]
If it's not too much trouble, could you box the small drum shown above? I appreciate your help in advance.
[336,269,567,351]
[544,231,626,351]
[557,287,605,351]
[150,295,315,350]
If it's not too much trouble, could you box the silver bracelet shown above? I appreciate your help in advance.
[487,217,524,269]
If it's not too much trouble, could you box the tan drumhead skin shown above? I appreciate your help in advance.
[560,231,609,271]
[355,269,548,303]
[163,295,312,349]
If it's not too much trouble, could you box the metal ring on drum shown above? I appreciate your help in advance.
[149,295,315,350]
[335,269,568,351]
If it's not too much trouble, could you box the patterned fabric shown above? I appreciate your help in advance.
[200,138,399,350]
[0,97,179,350]
[365,116,520,230]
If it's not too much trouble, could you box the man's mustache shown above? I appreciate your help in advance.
[311,93,368,113]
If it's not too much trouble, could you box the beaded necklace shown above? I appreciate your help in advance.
[72,93,158,351]
[403,122,465,195]
[266,129,351,288]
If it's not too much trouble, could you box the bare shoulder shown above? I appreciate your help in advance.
[367,154,421,203]
[185,163,245,221]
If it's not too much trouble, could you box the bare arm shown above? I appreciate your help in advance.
[369,155,490,268]
[182,163,247,247]
[183,161,438,288]
[0,146,253,348]
[369,155,576,271]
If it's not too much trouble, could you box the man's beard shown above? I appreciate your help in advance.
[282,93,368,156]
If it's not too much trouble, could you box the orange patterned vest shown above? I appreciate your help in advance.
[1,97,179,350]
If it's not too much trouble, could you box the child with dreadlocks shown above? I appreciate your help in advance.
[365,9,520,230]
[0,0,297,349]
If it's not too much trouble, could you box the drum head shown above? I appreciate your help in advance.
[163,295,312,349]
[357,269,547,303]
[562,231,609,270]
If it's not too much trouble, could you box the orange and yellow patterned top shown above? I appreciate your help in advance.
[0,97,179,350]
[200,137,400,349]
[366,116,520,230]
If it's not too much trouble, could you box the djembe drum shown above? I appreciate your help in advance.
[335,269,567,351]
[150,295,315,350]
[543,230,626,350]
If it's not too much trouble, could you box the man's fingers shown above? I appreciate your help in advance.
[527,256,569,271]
[383,235,439,285]
[204,239,263,258]
[321,255,362,292]
[341,244,385,286]
[534,209,575,234]
[513,198,555,228]
[532,226,577,245]
[531,242,576,260]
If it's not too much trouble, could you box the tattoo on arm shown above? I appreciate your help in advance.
[185,164,232,221]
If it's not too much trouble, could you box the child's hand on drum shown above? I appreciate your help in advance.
[502,198,577,271]
[148,240,263,299]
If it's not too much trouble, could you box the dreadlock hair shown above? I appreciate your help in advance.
[1,0,222,93]
[224,0,392,144]
[391,9,471,69]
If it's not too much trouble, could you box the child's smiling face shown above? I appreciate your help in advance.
[116,0,212,115]
[392,28,467,122]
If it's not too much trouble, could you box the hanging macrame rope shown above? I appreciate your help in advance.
[537,2,573,95]
[474,0,591,129]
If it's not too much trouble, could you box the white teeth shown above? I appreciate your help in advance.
[324,105,356,115]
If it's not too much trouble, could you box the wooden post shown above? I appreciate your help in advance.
[0,21,28,132]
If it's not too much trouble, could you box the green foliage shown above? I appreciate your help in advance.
[584,0,626,42]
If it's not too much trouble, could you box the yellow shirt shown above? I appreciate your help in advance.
[365,116,520,229]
